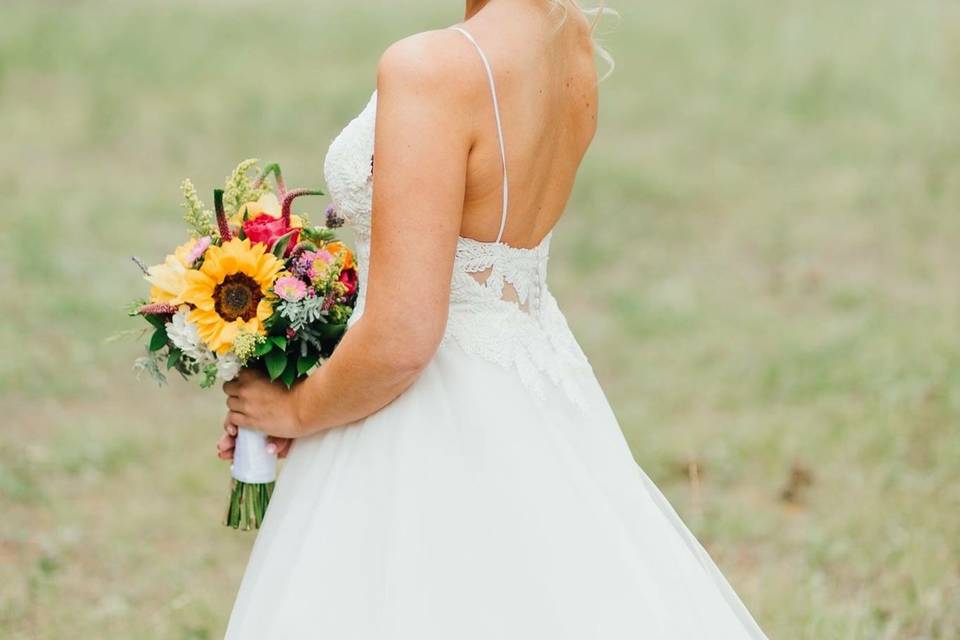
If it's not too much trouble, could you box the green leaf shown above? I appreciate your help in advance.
[270,335,288,351]
[143,314,167,330]
[265,348,287,381]
[280,359,298,389]
[149,328,168,351]
[270,230,298,258]
[297,352,320,376]
[315,323,347,339]
[199,363,218,388]
[301,226,335,244]
[166,348,181,370]
[253,338,274,357]
[127,297,149,317]
[295,240,318,254]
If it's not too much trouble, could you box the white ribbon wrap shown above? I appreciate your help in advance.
[231,427,277,484]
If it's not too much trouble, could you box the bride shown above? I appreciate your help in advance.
[217,0,768,637]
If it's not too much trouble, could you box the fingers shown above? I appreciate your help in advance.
[226,395,245,413]
[223,369,267,395]
[219,426,291,462]
[227,411,247,428]
[238,368,264,383]
[268,437,293,459]
[217,433,235,460]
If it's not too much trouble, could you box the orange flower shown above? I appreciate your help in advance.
[324,241,354,270]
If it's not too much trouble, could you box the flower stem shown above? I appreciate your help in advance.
[223,479,275,530]
[131,256,150,275]
[254,162,287,197]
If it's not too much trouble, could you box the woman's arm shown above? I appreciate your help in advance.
[223,31,477,439]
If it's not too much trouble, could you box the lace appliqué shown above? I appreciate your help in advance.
[324,92,375,329]
[323,91,377,238]
[444,236,593,410]
[324,91,593,411]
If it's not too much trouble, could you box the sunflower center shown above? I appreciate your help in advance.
[214,273,262,322]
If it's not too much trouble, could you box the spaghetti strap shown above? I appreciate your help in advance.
[450,26,509,244]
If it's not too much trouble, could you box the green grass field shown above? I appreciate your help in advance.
[1,1,958,637]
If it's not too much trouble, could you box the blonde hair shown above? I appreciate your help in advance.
[547,0,617,80]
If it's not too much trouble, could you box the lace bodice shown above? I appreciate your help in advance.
[323,29,593,408]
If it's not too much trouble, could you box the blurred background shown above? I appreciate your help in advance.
[2,0,958,637]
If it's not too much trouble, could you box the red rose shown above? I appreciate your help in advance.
[242,214,300,256]
[338,267,358,295]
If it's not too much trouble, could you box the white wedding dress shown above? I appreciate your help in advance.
[226,27,767,639]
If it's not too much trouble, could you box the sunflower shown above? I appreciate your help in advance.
[145,237,198,304]
[181,238,283,354]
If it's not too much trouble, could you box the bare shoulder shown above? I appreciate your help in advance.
[377,29,480,101]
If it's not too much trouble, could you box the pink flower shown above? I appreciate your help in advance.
[338,267,358,296]
[186,236,211,264]
[304,249,334,281]
[274,276,307,302]
[242,214,300,256]
[311,249,333,265]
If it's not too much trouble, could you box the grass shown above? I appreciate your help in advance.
[1,0,958,637]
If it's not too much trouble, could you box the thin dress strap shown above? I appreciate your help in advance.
[450,26,509,244]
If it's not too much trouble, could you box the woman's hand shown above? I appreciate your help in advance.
[221,368,304,439]
[216,415,293,460]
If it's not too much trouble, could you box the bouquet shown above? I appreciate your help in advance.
[129,159,356,530]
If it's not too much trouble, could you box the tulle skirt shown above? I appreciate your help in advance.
[225,341,767,639]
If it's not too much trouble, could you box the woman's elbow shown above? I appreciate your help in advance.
[394,341,439,378]
[368,314,445,379]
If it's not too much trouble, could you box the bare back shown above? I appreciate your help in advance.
[454,5,599,249]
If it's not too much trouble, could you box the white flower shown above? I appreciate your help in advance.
[216,352,242,382]
[165,307,212,363]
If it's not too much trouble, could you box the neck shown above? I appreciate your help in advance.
[466,0,558,21]
[464,0,492,20]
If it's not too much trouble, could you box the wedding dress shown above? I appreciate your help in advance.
[226,27,767,639]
